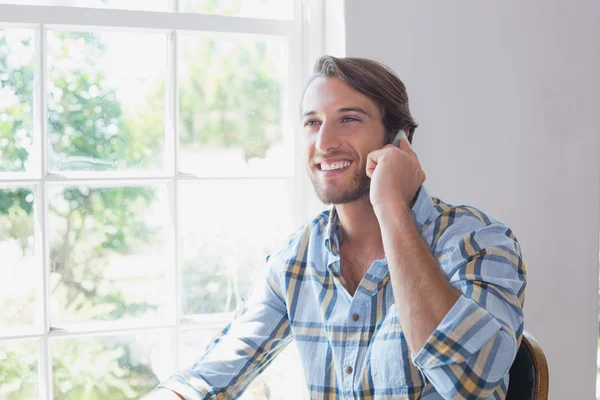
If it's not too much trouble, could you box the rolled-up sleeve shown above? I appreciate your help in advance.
[159,256,291,400]
[412,222,527,399]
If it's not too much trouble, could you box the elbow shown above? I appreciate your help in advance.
[427,329,518,400]
[463,330,519,399]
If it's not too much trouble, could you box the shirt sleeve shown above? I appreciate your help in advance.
[158,256,291,400]
[411,221,527,399]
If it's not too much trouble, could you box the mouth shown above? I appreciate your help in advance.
[316,160,353,172]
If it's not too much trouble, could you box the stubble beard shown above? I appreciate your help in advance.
[310,165,371,205]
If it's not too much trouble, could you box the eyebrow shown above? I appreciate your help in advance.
[301,107,371,118]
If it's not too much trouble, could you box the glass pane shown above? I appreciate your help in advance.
[181,0,293,20]
[48,184,172,326]
[178,35,291,177]
[47,30,167,172]
[180,327,307,399]
[51,330,173,399]
[0,28,35,173]
[0,187,40,335]
[2,0,168,11]
[179,180,292,316]
[0,340,40,400]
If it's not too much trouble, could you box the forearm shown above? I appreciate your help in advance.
[376,201,460,355]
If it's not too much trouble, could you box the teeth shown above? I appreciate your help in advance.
[321,161,351,171]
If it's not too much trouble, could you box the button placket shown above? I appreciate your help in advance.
[342,296,366,395]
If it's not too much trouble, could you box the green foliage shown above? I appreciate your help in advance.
[52,337,159,399]
[179,37,283,161]
[0,31,34,172]
[47,31,163,171]
[0,188,34,250]
[0,342,38,400]
[1,30,161,398]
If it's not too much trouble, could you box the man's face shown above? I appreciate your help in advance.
[301,77,387,205]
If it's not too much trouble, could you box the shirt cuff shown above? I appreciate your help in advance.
[411,295,503,369]
[159,372,217,400]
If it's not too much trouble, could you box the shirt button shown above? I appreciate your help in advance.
[345,366,353,374]
[352,314,359,321]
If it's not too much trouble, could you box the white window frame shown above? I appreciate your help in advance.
[0,1,324,398]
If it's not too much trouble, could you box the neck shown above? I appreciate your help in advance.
[334,191,420,253]
[335,195,384,254]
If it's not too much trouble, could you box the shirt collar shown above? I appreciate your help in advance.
[411,185,435,232]
[324,207,341,256]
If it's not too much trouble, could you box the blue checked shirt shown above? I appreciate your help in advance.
[160,186,527,399]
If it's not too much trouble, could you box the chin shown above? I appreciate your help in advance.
[314,185,370,205]
[309,168,370,205]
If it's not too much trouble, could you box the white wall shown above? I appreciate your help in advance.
[341,1,600,399]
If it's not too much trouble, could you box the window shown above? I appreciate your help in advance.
[0,1,318,398]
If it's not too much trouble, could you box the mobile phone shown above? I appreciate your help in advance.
[392,130,410,147]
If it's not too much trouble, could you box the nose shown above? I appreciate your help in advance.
[315,122,341,153]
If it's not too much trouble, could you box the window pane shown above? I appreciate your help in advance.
[178,35,291,177]
[51,330,173,399]
[48,184,172,326]
[0,187,40,335]
[47,30,167,172]
[179,180,292,316]
[180,327,307,399]
[0,340,40,400]
[181,0,293,20]
[0,28,35,173]
[2,0,168,11]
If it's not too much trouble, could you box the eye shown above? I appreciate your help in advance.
[304,120,321,127]
[341,116,360,123]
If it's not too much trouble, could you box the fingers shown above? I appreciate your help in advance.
[366,149,381,178]
[366,142,420,179]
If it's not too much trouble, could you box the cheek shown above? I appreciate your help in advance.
[305,144,316,166]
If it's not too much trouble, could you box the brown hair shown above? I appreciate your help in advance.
[306,55,418,143]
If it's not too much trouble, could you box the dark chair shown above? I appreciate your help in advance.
[506,330,549,400]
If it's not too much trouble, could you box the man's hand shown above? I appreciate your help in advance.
[366,139,426,213]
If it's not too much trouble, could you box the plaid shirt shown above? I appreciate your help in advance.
[160,186,527,399]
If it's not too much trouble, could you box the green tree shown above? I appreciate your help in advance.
[178,36,283,161]
[0,31,34,172]
[1,30,162,399]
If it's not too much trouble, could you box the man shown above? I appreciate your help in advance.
[145,56,526,399]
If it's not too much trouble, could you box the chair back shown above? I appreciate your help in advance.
[506,330,549,400]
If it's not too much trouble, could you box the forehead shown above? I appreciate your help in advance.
[301,76,379,115]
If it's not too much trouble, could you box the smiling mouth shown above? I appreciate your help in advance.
[318,160,352,171]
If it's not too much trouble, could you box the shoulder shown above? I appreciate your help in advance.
[265,209,330,270]
[428,197,521,250]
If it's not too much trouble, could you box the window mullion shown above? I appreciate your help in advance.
[289,0,308,228]
[168,27,181,371]
[36,21,54,400]
[0,4,294,36]
[170,0,179,13]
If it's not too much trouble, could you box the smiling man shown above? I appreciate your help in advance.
[146,56,527,400]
